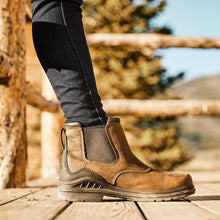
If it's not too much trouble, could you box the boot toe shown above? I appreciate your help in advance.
[115,171,194,192]
[173,173,193,187]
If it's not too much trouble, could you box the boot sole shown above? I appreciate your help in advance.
[58,177,195,202]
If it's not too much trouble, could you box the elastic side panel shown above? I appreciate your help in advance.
[83,126,116,164]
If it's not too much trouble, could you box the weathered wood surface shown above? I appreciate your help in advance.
[187,183,220,217]
[0,188,69,220]
[87,33,220,49]
[190,171,220,183]
[41,74,64,179]
[103,99,220,118]
[87,33,220,58]
[57,201,144,220]
[27,95,220,117]
[0,188,39,206]
[138,200,218,220]
[0,172,219,220]
[26,82,59,113]
[0,51,14,81]
[0,0,27,189]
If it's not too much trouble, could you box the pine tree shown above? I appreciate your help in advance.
[82,0,190,170]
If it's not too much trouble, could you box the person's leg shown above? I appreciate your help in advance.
[31,0,107,126]
[31,0,195,202]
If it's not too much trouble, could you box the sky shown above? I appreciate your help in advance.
[150,0,220,81]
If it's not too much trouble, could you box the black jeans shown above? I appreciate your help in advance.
[31,0,108,126]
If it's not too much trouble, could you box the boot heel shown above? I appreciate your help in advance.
[58,191,104,202]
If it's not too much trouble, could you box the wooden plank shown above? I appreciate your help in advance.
[189,197,220,218]
[190,172,220,183]
[56,201,144,220]
[0,188,39,206]
[186,183,220,217]
[0,187,70,220]
[198,183,220,193]
[193,183,220,196]
[27,177,58,187]
[138,201,219,220]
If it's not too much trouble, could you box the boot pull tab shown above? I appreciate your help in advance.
[60,128,67,150]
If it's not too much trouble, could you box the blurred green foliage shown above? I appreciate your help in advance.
[83,0,191,170]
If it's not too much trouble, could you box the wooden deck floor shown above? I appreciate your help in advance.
[0,172,220,220]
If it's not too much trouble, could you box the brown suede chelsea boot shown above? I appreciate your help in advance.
[58,118,195,202]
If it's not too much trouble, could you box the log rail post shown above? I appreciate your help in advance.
[1,1,220,187]
[0,0,27,189]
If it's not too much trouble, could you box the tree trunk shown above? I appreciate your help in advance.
[0,0,27,189]
[41,74,64,179]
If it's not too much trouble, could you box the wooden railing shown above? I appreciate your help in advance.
[0,1,220,189]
